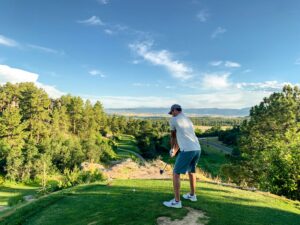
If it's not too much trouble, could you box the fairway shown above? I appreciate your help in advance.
[0,180,299,225]
[0,183,38,210]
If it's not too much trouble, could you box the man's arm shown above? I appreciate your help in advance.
[170,130,179,156]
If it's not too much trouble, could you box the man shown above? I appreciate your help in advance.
[163,104,201,208]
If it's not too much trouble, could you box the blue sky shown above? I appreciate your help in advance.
[0,0,300,108]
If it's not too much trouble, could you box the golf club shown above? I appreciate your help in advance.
[160,162,168,174]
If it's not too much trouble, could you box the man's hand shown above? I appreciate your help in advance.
[170,130,179,158]
[169,149,176,157]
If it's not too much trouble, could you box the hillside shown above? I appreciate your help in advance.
[0,179,299,225]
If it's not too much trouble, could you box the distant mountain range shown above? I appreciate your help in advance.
[105,107,251,117]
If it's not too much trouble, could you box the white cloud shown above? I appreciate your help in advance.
[0,34,65,55]
[295,58,300,65]
[236,81,298,92]
[35,82,65,98]
[132,60,141,64]
[209,60,241,68]
[27,44,64,55]
[165,85,176,89]
[209,61,223,66]
[78,16,104,26]
[202,72,231,90]
[224,61,241,68]
[97,0,109,4]
[242,69,252,73]
[0,64,38,83]
[0,64,64,98]
[0,34,18,47]
[80,90,271,109]
[77,76,299,109]
[180,90,269,109]
[196,10,209,22]
[211,27,227,39]
[104,29,114,35]
[89,70,106,78]
[129,41,193,80]
[82,94,174,108]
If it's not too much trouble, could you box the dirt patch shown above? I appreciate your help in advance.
[157,207,209,225]
[102,159,211,181]
[104,159,172,179]
[0,206,10,212]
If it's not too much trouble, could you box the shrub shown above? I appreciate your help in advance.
[58,166,106,189]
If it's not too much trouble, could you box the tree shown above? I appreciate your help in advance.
[239,85,300,200]
[0,106,26,181]
[19,83,51,143]
[79,100,97,139]
[21,139,39,181]
[93,101,107,134]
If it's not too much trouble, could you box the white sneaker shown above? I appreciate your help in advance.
[182,193,197,202]
[163,199,182,208]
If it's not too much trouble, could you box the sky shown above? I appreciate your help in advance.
[0,0,300,109]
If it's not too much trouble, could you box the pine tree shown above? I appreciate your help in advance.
[0,106,26,180]
[19,83,51,143]
[79,100,97,139]
[93,101,107,134]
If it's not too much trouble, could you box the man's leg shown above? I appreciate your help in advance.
[188,172,196,195]
[173,173,181,201]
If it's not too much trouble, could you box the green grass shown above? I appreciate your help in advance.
[198,144,229,177]
[0,182,38,211]
[115,135,143,163]
[0,179,299,225]
[115,151,139,162]
[117,135,141,154]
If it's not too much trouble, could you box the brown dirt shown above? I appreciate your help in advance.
[157,207,209,225]
[103,159,172,179]
[102,159,211,181]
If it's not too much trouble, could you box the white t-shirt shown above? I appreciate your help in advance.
[169,113,201,152]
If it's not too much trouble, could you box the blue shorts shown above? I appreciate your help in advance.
[174,150,201,174]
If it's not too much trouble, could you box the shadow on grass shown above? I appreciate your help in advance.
[199,187,232,194]
[0,185,38,207]
[0,181,299,225]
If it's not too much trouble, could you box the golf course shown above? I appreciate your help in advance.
[0,135,299,225]
[0,180,299,225]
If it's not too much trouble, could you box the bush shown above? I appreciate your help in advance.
[0,175,5,185]
[58,166,106,189]
[220,164,247,185]
[194,128,202,137]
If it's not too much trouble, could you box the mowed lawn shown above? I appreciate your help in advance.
[116,135,141,154]
[0,179,299,225]
[0,182,38,210]
[115,135,143,162]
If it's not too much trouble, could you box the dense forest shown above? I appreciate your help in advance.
[0,82,168,188]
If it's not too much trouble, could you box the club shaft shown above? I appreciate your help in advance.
[162,163,168,171]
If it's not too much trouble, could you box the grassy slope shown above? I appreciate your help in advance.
[0,179,299,225]
[115,135,142,162]
[117,135,141,154]
[0,182,38,211]
[198,144,229,177]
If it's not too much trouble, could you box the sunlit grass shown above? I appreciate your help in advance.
[0,179,299,225]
